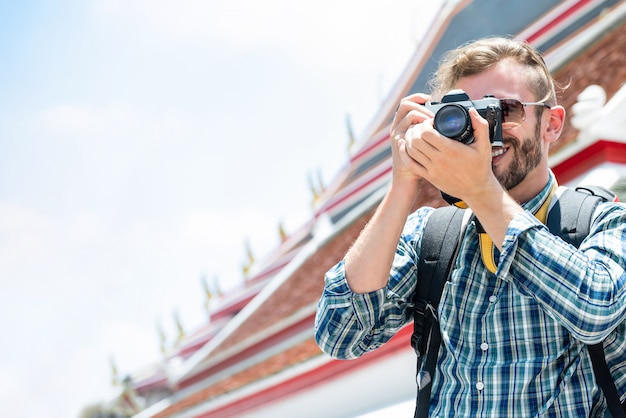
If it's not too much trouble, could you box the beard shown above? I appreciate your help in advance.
[495,121,543,191]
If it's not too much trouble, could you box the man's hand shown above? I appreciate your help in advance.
[402,106,499,205]
[390,93,434,195]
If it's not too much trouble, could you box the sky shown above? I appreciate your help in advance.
[0,1,442,417]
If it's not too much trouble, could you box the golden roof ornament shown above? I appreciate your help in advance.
[156,320,167,354]
[308,169,326,206]
[242,240,255,278]
[279,221,288,243]
[110,355,119,387]
[173,310,185,343]
[201,274,221,315]
[201,274,213,313]
[346,113,356,151]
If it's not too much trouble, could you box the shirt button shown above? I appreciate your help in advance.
[480,342,489,351]
[489,295,497,303]
[476,382,484,391]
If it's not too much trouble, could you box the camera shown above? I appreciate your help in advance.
[425,89,504,147]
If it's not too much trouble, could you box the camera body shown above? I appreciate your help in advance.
[425,89,504,147]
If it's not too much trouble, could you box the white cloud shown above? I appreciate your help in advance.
[91,0,342,47]
[0,366,54,417]
[0,201,54,267]
[40,101,196,142]
[0,317,160,417]
[0,196,280,416]
[90,0,430,84]
[41,103,108,136]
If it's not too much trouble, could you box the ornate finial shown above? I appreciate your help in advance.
[110,355,119,386]
[346,113,356,151]
[308,169,326,206]
[213,274,222,297]
[316,169,325,195]
[156,319,167,353]
[278,221,288,243]
[201,274,213,314]
[201,274,221,315]
[173,311,185,343]
[242,240,255,278]
[308,172,321,204]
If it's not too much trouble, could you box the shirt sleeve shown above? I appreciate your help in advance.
[314,208,433,359]
[498,202,626,344]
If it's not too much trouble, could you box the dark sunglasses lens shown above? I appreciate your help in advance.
[500,99,524,125]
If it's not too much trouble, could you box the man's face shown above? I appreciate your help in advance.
[455,60,547,191]
[495,115,543,191]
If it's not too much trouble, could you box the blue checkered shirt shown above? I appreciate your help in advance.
[315,175,626,417]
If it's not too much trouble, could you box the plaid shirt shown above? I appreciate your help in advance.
[315,174,626,417]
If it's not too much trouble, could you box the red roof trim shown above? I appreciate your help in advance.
[135,375,168,394]
[178,313,316,389]
[350,132,390,165]
[525,0,594,44]
[552,140,626,184]
[318,164,391,216]
[196,325,414,418]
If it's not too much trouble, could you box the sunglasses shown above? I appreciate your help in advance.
[500,98,551,129]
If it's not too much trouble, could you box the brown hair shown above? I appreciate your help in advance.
[429,37,559,107]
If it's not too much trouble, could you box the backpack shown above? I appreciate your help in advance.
[411,185,623,418]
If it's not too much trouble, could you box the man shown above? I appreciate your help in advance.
[314,37,626,416]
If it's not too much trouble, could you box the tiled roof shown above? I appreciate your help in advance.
[551,17,626,153]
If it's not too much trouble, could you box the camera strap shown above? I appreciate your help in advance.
[474,182,557,274]
[440,191,468,209]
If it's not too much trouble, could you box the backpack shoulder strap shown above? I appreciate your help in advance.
[547,185,613,247]
[411,206,466,356]
[412,206,467,418]
[547,185,625,417]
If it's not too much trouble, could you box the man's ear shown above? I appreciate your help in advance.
[544,105,566,143]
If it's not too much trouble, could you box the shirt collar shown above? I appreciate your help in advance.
[520,170,557,215]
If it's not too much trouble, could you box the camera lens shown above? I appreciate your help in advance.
[433,104,473,144]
